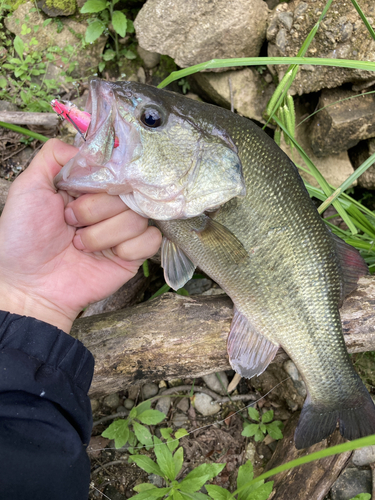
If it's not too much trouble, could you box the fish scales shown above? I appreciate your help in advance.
[54,79,375,448]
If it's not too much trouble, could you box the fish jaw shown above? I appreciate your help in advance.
[54,79,246,219]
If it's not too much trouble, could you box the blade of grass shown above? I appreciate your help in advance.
[149,283,170,300]
[230,434,375,499]
[0,121,49,142]
[157,57,375,89]
[351,0,375,41]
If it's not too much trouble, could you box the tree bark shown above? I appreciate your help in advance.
[70,275,375,397]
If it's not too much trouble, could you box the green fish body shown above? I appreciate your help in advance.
[55,80,375,448]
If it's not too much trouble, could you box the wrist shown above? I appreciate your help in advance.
[0,282,74,333]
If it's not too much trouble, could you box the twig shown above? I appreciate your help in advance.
[91,460,128,476]
[93,411,129,427]
[160,384,257,403]
[2,145,28,162]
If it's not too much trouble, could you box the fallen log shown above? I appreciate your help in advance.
[0,111,58,127]
[70,275,375,397]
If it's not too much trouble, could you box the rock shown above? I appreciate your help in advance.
[148,474,164,488]
[135,0,268,69]
[103,393,121,409]
[202,371,229,396]
[90,398,100,412]
[283,360,306,398]
[244,442,257,462]
[168,378,184,388]
[280,97,355,188]
[141,382,159,400]
[127,386,140,401]
[116,406,128,415]
[176,398,190,413]
[137,46,160,69]
[137,66,146,84]
[352,445,375,466]
[37,0,76,17]
[193,67,275,123]
[104,485,127,500]
[172,412,189,427]
[310,88,375,157]
[349,138,375,189]
[123,398,135,410]
[0,101,18,111]
[5,2,106,79]
[267,0,375,95]
[155,396,172,416]
[193,393,221,416]
[330,468,372,500]
[184,278,212,295]
[159,380,167,389]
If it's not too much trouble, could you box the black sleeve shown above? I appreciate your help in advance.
[0,311,95,500]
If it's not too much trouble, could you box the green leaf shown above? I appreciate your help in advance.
[172,491,185,500]
[261,410,274,424]
[248,407,260,422]
[133,421,153,448]
[101,419,129,449]
[133,483,157,493]
[2,64,15,70]
[129,407,137,419]
[160,428,173,440]
[130,455,163,476]
[176,288,189,296]
[259,424,267,434]
[85,20,105,43]
[187,494,211,500]
[245,482,273,500]
[135,400,152,415]
[14,67,26,78]
[98,61,105,72]
[254,428,265,442]
[80,0,106,13]
[173,446,184,477]
[43,18,52,27]
[103,49,115,61]
[125,49,137,60]
[237,461,254,500]
[175,429,188,439]
[130,487,171,499]
[241,424,259,438]
[266,422,283,441]
[112,10,127,37]
[184,463,226,483]
[349,495,371,500]
[0,78,7,89]
[179,475,211,493]
[154,436,176,481]
[137,409,166,425]
[206,485,232,500]
[127,19,134,33]
[167,437,179,453]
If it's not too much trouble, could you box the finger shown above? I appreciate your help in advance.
[58,190,75,208]
[73,210,149,252]
[18,139,78,191]
[112,226,162,262]
[65,193,128,227]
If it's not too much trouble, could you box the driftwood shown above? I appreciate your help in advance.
[0,111,58,127]
[70,275,375,397]
[265,412,351,500]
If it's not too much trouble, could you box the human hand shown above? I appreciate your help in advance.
[0,139,162,333]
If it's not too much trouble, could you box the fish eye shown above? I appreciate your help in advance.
[140,108,162,128]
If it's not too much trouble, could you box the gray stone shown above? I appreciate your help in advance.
[176,398,190,413]
[135,0,268,69]
[124,398,135,410]
[202,372,229,396]
[352,445,375,466]
[37,0,76,17]
[141,382,159,400]
[172,412,189,427]
[137,66,146,84]
[148,474,164,488]
[244,442,256,462]
[184,278,212,295]
[90,398,100,412]
[193,67,275,124]
[330,468,372,500]
[155,396,172,416]
[349,138,375,190]
[168,378,184,388]
[0,101,19,111]
[193,393,221,416]
[137,46,160,69]
[5,2,106,79]
[103,393,121,409]
[116,406,128,415]
[280,97,355,188]
[267,0,375,95]
[310,88,375,157]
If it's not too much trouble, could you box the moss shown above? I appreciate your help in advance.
[45,0,76,15]
[8,0,27,11]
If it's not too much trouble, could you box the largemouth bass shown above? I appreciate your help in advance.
[55,79,375,449]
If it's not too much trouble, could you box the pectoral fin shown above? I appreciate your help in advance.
[161,236,196,291]
[193,216,248,265]
[227,308,279,379]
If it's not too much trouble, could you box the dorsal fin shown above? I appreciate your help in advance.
[161,236,196,291]
[227,308,279,379]
[330,232,369,305]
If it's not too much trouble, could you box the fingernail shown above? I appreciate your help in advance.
[65,207,78,226]
[73,234,85,250]
[111,246,117,256]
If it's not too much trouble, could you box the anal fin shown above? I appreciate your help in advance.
[227,308,279,379]
[161,236,196,291]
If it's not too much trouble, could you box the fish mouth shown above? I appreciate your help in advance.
[54,79,138,196]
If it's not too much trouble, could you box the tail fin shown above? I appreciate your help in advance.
[294,386,375,449]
